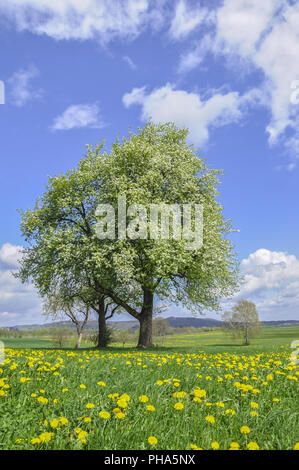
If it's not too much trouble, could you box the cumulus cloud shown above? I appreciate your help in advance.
[8,65,42,107]
[0,243,42,327]
[52,103,105,131]
[169,0,210,41]
[0,243,22,270]
[0,0,158,43]
[178,0,299,165]
[123,83,262,146]
[233,248,299,319]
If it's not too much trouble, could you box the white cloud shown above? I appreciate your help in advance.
[178,34,214,74]
[52,103,105,131]
[122,55,137,70]
[178,0,299,165]
[0,243,42,327]
[216,0,280,58]
[0,0,157,43]
[123,83,261,146]
[8,65,42,107]
[234,248,299,319]
[0,243,22,269]
[169,0,210,41]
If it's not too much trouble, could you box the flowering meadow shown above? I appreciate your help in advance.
[0,346,298,450]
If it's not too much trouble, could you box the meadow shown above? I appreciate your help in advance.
[0,327,298,451]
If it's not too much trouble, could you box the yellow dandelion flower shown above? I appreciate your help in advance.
[97,381,106,387]
[247,442,259,450]
[138,395,149,403]
[148,436,158,446]
[99,411,111,420]
[205,415,215,424]
[50,418,59,429]
[86,403,95,409]
[229,442,240,450]
[211,441,220,450]
[240,426,250,434]
[174,402,184,410]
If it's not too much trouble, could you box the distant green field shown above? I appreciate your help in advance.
[1,326,298,354]
[156,326,299,353]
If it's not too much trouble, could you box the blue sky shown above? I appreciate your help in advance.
[0,0,299,326]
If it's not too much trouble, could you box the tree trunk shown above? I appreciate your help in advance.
[245,324,249,345]
[97,296,107,348]
[75,332,83,349]
[137,289,153,349]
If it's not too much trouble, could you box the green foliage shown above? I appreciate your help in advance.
[16,121,240,348]
[89,326,115,348]
[222,300,261,345]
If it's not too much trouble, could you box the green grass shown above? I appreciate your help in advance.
[0,327,298,450]
[109,326,299,354]
[0,337,53,349]
[1,326,298,353]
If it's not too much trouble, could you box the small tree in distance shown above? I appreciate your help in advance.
[152,317,169,337]
[43,292,92,349]
[222,299,261,345]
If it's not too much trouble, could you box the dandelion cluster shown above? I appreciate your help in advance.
[0,346,297,450]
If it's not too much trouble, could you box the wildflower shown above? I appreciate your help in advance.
[173,391,187,399]
[77,430,88,444]
[138,395,149,403]
[190,444,202,450]
[117,399,128,409]
[229,442,240,450]
[250,402,259,409]
[39,432,54,443]
[294,443,299,450]
[146,405,155,412]
[79,384,86,389]
[59,417,69,426]
[192,389,206,398]
[193,397,202,403]
[31,438,41,445]
[86,403,95,409]
[97,381,106,387]
[50,418,60,429]
[148,436,158,446]
[174,402,184,410]
[37,396,48,404]
[240,426,250,434]
[119,394,130,401]
[211,441,220,450]
[99,411,111,420]
[247,442,260,450]
[205,415,215,424]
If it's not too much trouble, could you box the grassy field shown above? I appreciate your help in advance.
[0,327,298,450]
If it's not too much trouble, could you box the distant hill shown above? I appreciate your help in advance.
[166,316,222,328]
[4,316,299,331]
